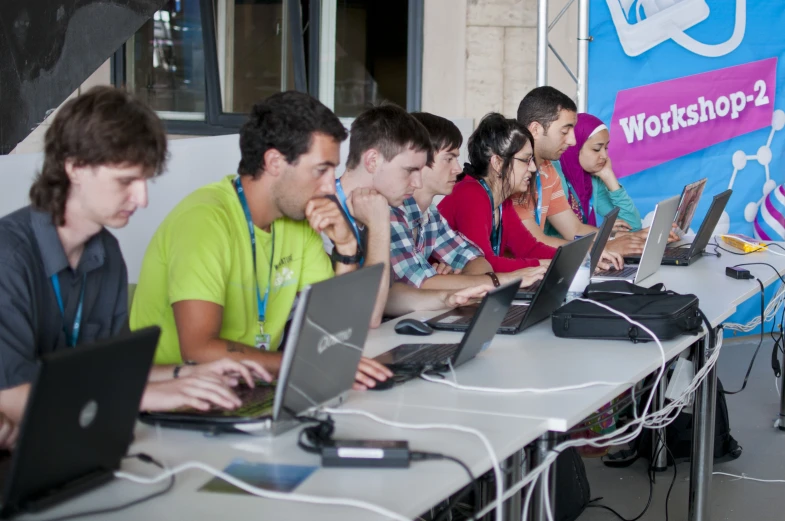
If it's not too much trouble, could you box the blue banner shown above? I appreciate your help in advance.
[589,0,785,335]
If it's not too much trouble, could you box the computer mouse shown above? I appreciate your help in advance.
[367,377,395,391]
[394,318,434,336]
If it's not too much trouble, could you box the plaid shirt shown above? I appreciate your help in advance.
[390,197,483,287]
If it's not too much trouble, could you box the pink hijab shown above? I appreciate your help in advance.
[559,113,606,226]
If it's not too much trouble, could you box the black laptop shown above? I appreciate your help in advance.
[658,189,732,266]
[428,233,595,335]
[140,264,383,435]
[374,281,518,376]
[0,327,160,518]
[516,207,620,299]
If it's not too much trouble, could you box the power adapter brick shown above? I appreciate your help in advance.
[726,266,753,280]
[322,439,411,468]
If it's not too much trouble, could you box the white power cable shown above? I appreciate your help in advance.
[321,407,505,521]
[419,372,628,394]
[473,297,722,521]
[114,461,411,521]
[713,472,785,484]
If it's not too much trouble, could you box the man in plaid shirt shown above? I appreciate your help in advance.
[391,113,534,290]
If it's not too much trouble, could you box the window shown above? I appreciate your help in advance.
[114,0,422,133]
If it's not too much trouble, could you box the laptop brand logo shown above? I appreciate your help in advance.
[557,277,564,285]
[317,328,353,354]
[658,232,664,243]
[79,400,98,429]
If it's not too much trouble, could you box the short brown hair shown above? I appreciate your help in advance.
[30,86,168,225]
[345,104,433,170]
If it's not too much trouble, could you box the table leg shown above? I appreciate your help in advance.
[529,433,556,521]
[688,333,718,521]
[653,372,670,472]
[503,449,524,520]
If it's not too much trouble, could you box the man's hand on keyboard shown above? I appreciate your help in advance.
[606,233,645,256]
[506,265,547,288]
[596,249,623,271]
[353,357,394,391]
[141,375,241,412]
[178,358,273,388]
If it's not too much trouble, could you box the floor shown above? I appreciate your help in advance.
[578,337,785,521]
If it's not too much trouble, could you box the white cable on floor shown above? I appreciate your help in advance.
[713,472,785,484]
[321,406,504,521]
[114,461,411,521]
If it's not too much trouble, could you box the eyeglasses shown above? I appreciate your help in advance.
[513,157,535,167]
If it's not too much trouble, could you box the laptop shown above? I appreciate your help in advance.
[0,327,160,518]
[593,195,680,283]
[373,282,518,376]
[658,189,732,266]
[139,264,383,436]
[673,177,707,238]
[516,208,620,300]
[428,233,595,335]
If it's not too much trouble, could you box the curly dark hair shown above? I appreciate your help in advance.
[346,103,433,170]
[238,91,348,178]
[30,86,168,226]
[461,113,536,207]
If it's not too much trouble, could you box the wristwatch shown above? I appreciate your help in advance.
[173,360,197,379]
[330,245,363,265]
[485,272,501,287]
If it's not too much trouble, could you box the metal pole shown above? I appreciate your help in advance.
[653,372,669,472]
[530,433,555,521]
[576,0,590,112]
[504,450,524,520]
[688,334,718,521]
[536,0,548,86]
[779,354,785,430]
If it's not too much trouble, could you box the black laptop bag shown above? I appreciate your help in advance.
[551,281,704,343]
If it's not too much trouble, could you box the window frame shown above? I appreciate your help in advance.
[112,0,424,135]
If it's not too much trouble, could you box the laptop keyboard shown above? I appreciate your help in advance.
[664,247,690,259]
[231,385,276,416]
[393,343,460,366]
[504,305,529,324]
[595,266,638,278]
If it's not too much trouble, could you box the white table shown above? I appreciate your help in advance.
[21,402,548,521]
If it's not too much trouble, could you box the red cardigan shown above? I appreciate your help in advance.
[438,176,556,271]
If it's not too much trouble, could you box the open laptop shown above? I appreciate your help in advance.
[657,189,732,266]
[139,264,383,436]
[592,195,680,284]
[673,177,707,238]
[516,208,620,300]
[374,282,518,377]
[0,327,160,518]
[428,233,595,335]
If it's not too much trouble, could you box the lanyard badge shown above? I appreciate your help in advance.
[478,179,503,256]
[234,177,274,351]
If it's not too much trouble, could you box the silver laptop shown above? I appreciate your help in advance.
[592,196,680,284]
[139,264,383,436]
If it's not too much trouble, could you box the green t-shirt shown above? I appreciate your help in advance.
[130,175,335,364]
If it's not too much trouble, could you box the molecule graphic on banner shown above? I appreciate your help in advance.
[726,109,785,240]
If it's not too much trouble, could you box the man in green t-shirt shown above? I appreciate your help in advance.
[131,91,393,389]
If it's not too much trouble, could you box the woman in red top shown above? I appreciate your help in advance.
[438,113,556,273]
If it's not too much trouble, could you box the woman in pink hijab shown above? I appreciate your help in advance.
[559,113,642,232]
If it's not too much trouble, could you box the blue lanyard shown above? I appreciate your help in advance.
[565,179,595,224]
[335,179,365,265]
[478,179,503,256]
[234,177,275,324]
[534,173,543,226]
[51,273,86,347]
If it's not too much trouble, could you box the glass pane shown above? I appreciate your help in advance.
[127,0,206,118]
[226,0,295,113]
[334,0,408,117]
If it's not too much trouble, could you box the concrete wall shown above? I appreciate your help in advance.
[422,0,579,124]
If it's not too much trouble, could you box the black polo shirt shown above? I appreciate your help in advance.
[0,206,128,389]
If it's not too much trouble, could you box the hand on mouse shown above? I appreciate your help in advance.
[353,357,393,391]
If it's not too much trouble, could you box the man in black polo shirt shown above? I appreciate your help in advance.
[0,87,269,442]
